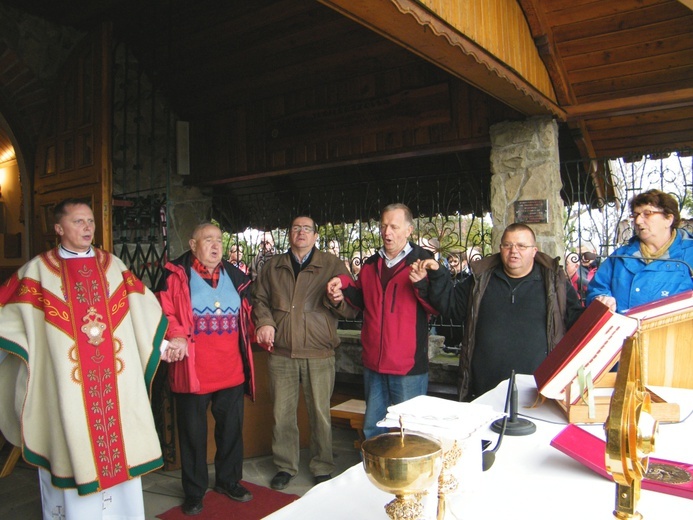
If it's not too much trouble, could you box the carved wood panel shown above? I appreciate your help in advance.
[32,25,112,255]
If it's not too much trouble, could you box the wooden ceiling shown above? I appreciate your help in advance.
[1,0,692,176]
[520,0,693,159]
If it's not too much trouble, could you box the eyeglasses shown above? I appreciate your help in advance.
[291,225,315,233]
[500,243,536,251]
[629,209,665,220]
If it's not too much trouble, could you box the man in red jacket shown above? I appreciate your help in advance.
[327,203,439,439]
[157,223,256,516]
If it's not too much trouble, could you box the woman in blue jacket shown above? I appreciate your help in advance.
[587,189,693,313]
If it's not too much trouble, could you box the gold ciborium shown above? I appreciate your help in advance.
[361,431,443,520]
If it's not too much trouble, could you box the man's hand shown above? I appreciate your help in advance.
[326,277,343,304]
[594,294,617,312]
[256,325,275,349]
[409,258,440,283]
[162,336,188,363]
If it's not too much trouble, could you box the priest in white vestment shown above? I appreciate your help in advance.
[0,199,170,520]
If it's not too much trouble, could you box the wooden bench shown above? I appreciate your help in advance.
[330,398,366,448]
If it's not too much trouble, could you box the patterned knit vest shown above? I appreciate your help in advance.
[190,270,243,393]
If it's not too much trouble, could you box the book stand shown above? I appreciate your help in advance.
[555,303,693,424]
[556,372,680,424]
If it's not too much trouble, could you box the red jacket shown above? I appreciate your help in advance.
[156,253,260,398]
[339,243,438,375]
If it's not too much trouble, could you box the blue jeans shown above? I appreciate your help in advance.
[362,367,428,439]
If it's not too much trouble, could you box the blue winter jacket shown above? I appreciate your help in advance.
[586,229,693,313]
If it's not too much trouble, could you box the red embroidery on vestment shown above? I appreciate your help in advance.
[64,258,129,490]
[5,278,73,335]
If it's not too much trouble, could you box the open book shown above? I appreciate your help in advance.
[625,289,693,320]
[533,290,693,404]
[533,300,637,403]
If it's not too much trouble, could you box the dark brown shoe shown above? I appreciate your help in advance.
[214,482,253,502]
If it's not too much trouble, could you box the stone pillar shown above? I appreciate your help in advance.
[489,116,564,260]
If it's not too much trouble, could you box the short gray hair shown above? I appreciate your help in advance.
[381,203,414,226]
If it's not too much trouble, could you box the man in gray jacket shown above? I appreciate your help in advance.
[252,216,358,490]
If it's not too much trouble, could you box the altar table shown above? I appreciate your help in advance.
[264,374,693,519]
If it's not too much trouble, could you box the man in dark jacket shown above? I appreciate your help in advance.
[411,223,583,401]
[157,222,256,516]
[327,203,439,439]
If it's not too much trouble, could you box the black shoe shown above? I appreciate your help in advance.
[181,497,203,516]
[314,474,332,485]
[214,482,253,502]
[270,471,294,490]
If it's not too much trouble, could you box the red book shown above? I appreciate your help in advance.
[533,300,638,403]
[551,424,693,500]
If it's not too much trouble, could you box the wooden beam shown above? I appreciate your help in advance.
[518,0,577,106]
[565,88,693,121]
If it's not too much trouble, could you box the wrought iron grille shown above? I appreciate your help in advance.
[111,41,171,291]
[213,168,494,273]
[561,153,693,302]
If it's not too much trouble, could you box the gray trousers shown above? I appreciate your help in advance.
[268,354,336,476]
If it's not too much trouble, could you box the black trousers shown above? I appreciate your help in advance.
[174,384,245,499]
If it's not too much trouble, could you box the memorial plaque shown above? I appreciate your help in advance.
[514,200,548,224]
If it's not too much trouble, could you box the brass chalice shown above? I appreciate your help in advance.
[361,431,443,520]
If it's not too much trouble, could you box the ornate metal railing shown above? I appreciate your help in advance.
[214,169,494,279]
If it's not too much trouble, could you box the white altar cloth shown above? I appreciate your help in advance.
[264,375,693,519]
